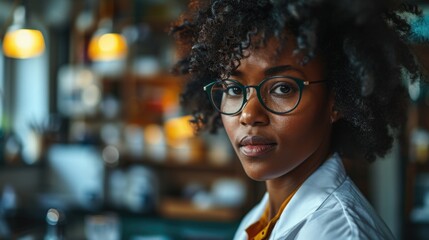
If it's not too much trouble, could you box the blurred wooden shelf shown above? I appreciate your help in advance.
[159,198,242,222]
[118,154,241,173]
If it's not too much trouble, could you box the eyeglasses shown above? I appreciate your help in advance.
[203,76,326,115]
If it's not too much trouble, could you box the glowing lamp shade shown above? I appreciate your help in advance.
[88,33,128,61]
[3,28,45,59]
[164,115,195,147]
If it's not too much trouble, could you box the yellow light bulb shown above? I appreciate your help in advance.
[88,33,128,61]
[3,29,45,59]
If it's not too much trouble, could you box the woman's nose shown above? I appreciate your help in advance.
[239,90,269,126]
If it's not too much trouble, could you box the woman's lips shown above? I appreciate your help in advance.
[239,136,277,157]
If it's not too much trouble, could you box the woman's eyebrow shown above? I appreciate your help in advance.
[264,65,294,76]
[230,70,243,77]
[231,65,303,77]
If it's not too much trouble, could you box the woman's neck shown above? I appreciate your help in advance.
[265,149,332,219]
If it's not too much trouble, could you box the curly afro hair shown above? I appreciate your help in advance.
[171,0,425,162]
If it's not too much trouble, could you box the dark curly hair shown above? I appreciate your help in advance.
[170,0,426,162]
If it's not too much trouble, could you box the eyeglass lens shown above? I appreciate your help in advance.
[209,77,301,114]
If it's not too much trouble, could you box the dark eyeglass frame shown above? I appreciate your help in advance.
[203,76,327,115]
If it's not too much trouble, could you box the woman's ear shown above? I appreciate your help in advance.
[330,109,341,124]
[329,92,341,124]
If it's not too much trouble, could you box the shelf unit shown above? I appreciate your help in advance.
[85,71,264,222]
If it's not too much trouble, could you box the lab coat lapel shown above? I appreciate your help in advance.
[270,153,347,239]
[234,193,270,240]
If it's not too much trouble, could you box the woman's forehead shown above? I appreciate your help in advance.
[238,37,298,69]
[235,36,326,80]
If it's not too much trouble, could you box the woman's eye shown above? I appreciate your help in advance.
[271,83,295,95]
[225,86,243,96]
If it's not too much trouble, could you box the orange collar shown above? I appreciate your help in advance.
[245,187,300,240]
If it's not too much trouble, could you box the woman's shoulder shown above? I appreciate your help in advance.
[289,178,395,240]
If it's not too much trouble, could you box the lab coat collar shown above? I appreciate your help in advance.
[270,153,346,238]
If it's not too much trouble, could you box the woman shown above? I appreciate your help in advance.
[171,0,425,239]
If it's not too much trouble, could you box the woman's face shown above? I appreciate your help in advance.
[221,37,334,181]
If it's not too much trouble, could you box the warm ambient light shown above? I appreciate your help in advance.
[3,28,45,59]
[164,115,195,146]
[88,33,128,61]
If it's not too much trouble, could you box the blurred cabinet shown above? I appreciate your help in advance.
[50,0,265,222]
[61,70,263,222]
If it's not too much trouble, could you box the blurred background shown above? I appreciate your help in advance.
[0,0,427,239]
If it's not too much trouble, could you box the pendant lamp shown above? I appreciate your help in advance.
[2,5,45,59]
[88,18,128,61]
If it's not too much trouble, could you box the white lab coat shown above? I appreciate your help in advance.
[233,153,395,240]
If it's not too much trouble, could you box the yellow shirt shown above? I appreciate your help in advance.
[245,188,299,240]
